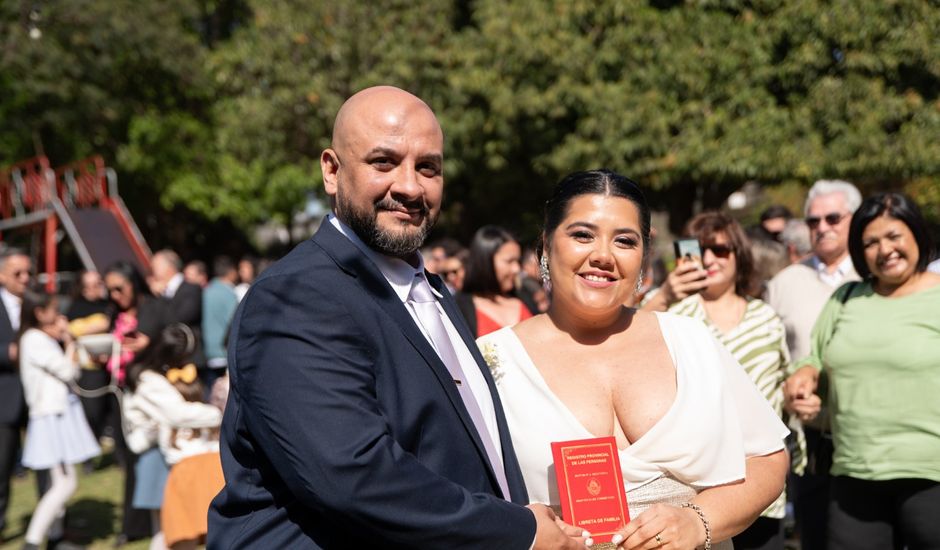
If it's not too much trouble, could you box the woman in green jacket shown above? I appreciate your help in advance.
[785,193,940,550]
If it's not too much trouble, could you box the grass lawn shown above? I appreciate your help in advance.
[1,452,149,550]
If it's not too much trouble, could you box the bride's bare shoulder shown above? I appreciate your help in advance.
[623,308,671,344]
[511,313,550,341]
[627,307,661,328]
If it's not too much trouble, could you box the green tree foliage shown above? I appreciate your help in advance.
[198,1,458,243]
[441,0,940,236]
[2,0,938,249]
[0,0,234,254]
[0,0,209,165]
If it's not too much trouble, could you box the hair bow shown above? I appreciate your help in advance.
[166,363,198,384]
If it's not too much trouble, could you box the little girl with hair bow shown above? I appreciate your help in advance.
[122,324,221,550]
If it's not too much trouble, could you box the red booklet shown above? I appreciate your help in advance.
[552,436,630,546]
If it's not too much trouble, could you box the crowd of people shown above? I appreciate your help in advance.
[0,249,260,549]
[420,177,940,550]
[1,84,939,550]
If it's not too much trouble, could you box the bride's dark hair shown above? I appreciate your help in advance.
[540,169,651,264]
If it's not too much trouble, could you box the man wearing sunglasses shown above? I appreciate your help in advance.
[0,247,31,540]
[766,179,863,550]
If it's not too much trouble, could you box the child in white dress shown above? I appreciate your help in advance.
[19,288,100,549]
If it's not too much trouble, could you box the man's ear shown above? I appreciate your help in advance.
[321,148,340,197]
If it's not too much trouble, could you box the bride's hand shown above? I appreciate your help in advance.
[612,503,705,550]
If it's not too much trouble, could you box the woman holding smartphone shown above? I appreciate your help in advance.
[664,212,793,550]
[639,242,709,311]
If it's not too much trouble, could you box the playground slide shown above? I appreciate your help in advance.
[66,207,150,275]
[2,156,152,289]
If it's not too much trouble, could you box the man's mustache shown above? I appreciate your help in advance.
[376,198,429,217]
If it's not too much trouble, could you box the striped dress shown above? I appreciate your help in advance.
[669,295,790,519]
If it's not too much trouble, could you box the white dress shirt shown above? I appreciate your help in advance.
[164,272,184,298]
[328,215,505,465]
[810,254,855,288]
[1,287,21,331]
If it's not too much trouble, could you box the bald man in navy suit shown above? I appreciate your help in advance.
[208,87,586,549]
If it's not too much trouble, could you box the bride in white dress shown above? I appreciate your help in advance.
[478,170,789,550]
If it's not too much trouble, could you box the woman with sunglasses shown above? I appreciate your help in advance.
[666,212,793,550]
[103,260,168,545]
[103,261,167,385]
[785,193,940,550]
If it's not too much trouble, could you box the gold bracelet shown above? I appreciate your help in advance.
[679,502,711,550]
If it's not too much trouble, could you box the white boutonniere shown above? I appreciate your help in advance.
[480,342,504,385]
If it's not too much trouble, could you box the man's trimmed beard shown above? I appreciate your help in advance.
[336,191,435,258]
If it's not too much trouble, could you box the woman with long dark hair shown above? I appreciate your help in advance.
[456,226,534,337]
[103,260,167,545]
[103,261,165,386]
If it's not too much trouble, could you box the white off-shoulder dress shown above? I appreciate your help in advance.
[478,312,789,549]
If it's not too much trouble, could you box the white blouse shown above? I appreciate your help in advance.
[478,312,788,506]
[19,329,80,417]
[123,370,222,462]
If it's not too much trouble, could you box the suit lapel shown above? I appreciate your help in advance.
[311,224,502,492]
[431,276,528,501]
[0,301,13,338]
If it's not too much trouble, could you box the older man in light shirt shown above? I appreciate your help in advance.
[0,248,30,539]
[766,179,863,550]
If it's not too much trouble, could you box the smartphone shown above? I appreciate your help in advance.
[673,238,703,268]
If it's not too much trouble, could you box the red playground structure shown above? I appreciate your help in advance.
[0,155,151,291]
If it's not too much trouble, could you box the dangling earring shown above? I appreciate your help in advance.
[635,273,644,294]
[539,255,550,284]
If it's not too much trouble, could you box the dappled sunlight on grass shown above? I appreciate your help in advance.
[1,452,149,550]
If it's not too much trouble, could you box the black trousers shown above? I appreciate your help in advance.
[76,369,113,441]
[829,476,940,550]
[102,392,151,540]
[794,426,832,550]
[732,517,784,550]
[0,423,18,535]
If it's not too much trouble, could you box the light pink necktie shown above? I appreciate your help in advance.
[408,276,511,500]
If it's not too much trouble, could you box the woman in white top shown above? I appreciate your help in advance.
[478,170,789,550]
[18,288,100,550]
[123,324,222,550]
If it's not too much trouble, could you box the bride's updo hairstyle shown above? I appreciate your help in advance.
[541,169,652,264]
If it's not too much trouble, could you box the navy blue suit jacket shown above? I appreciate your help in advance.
[208,222,535,549]
[0,299,25,426]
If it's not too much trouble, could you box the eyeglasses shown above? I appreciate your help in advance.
[702,244,733,259]
[806,212,849,229]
